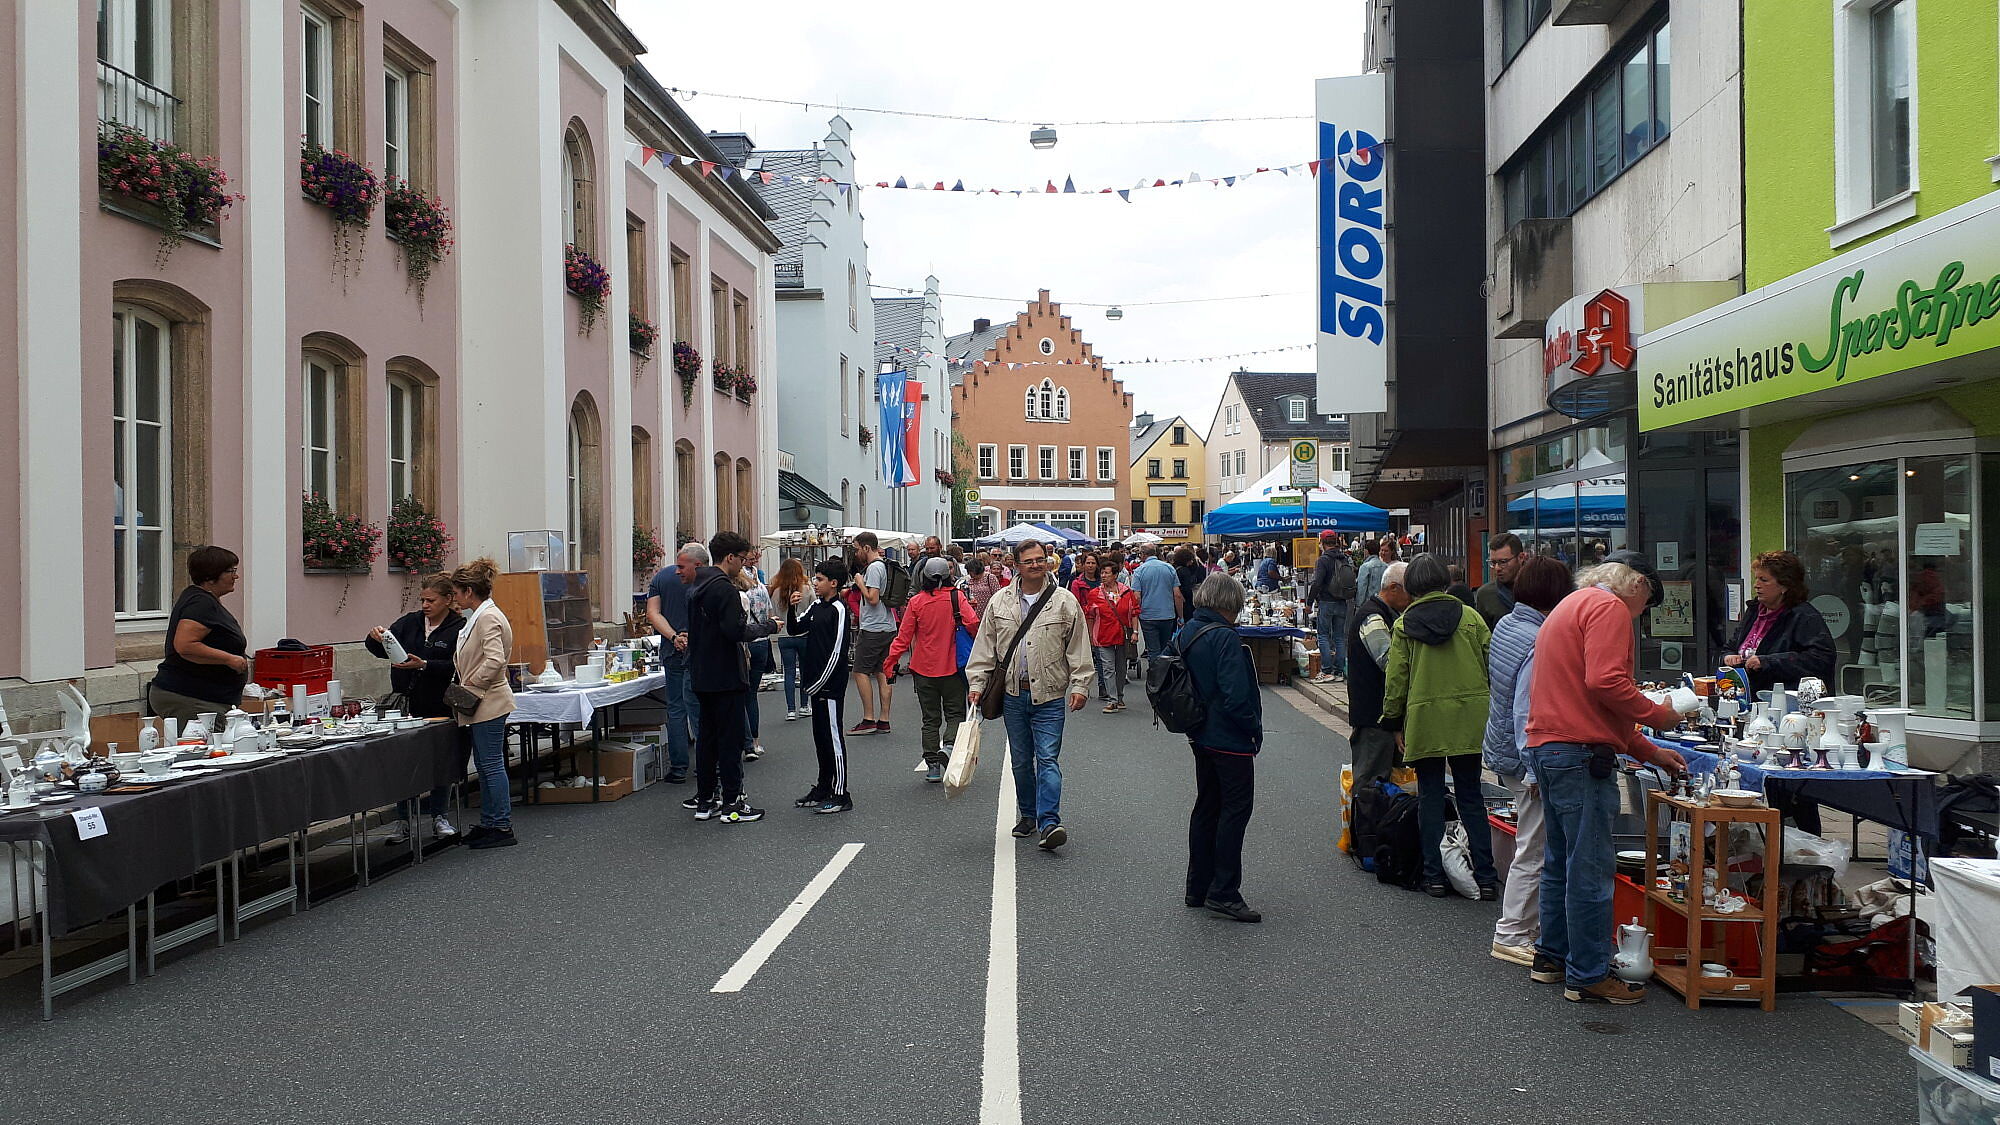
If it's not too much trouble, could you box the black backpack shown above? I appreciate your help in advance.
[1146,623,1231,734]
[1351,779,1422,888]
[879,558,913,608]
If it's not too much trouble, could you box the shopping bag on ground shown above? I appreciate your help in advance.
[943,718,982,798]
[1441,822,1480,899]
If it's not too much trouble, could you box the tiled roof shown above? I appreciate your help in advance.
[754,148,824,286]
[943,319,1012,386]
[1233,371,1352,442]
[1128,417,1174,464]
[873,296,926,371]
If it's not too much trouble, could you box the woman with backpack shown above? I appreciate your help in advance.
[884,557,980,782]
[1173,573,1264,922]
[1380,554,1499,900]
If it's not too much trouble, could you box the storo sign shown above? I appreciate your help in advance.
[1316,74,1388,415]
[1639,191,2000,430]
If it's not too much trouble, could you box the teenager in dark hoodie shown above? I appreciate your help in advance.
[683,530,778,824]
[785,558,854,812]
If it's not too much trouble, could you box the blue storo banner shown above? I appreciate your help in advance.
[1315,74,1388,415]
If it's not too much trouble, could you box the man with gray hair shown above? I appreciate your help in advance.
[1525,550,1689,1005]
[1131,542,1182,675]
[644,541,709,783]
[1345,560,1410,786]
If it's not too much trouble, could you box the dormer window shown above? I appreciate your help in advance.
[1288,397,1307,423]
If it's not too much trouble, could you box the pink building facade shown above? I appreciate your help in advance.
[2,1,779,722]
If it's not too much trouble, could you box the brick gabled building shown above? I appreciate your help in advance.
[948,291,1132,543]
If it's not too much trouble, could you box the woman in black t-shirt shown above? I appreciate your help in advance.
[1173,546,1206,623]
[149,545,250,724]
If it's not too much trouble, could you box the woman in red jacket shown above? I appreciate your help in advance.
[1084,559,1140,712]
[885,557,981,782]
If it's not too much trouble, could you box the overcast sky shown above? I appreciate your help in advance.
[619,1,1366,440]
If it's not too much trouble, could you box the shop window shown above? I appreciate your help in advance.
[1785,460,1902,705]
[1903,456,1973,719]
[112,305,173,617]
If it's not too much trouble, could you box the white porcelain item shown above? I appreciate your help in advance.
[1611,919,1654,983]
[137,718,159,754]
[223,708,258,746]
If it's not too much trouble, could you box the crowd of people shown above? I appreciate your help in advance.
[141,521,1842,996]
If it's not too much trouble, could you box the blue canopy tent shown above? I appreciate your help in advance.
[1030,521,1098,547]
[1202,462,1391,537]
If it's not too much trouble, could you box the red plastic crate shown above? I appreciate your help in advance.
[253,645,335,695]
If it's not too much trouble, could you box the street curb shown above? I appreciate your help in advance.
[1287,679,1351,726]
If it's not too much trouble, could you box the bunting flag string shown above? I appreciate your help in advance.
[625,141,1320,201]
[869,340,1314,368]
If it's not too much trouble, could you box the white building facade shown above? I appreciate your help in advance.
[1204,370,1353,515]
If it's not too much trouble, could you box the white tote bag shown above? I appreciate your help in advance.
[942,718,982,798]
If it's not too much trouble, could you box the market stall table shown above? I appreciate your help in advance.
[1669,743,1941,840]
[508,671,666,802]
[1235,624,1309,685]
[0,721,459,1018]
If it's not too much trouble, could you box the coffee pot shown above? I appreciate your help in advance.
[1611,919,1655,983]
[222,708,258,748]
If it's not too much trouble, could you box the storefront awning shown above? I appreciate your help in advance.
[778,469,842,513]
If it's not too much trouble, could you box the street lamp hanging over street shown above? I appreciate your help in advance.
[1028,125,1058,150]
[1105,306,1124,320]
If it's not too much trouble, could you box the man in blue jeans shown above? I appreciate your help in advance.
[1130,543,1181,675]
[1524,554,1688,1004]
[965,539,1094,852]
[645,542,708,784]
[1304,530,1355,682]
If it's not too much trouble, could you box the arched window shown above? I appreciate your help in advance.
[301,331,366,514]
[735,457,753,537]
[858,484,869,527]
[568,393,603,613]
[111,281,211,623]
[674,438,697,546]
[632,427,655,534]
[1038,379,1054,420]
[1024,386,1038,419]
[713,451,732,539]
[384,357,440,510]
[1095,508,1119,544]
[1055,387,1070,421]
[112,304,173,617]
[562,120,596,254]
[840,479,850,524]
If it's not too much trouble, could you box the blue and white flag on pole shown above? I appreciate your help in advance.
[878,369,909,485]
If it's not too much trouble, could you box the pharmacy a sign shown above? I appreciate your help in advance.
[1316,73,1388,415]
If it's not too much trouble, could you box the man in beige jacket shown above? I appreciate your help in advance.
[965,538,1094,852]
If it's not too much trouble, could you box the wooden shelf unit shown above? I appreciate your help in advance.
[492,570,594,675]
[1641,792,1782,1011]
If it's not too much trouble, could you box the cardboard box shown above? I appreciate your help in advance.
[1931,1027,1976,1070]
[1960,985,2000,1082]
[534,776,635,804]
[591,742,660,790]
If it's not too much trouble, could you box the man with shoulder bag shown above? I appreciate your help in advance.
[1305,530,1356,683]
[965,539,1093,852]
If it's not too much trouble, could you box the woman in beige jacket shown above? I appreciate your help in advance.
[450,558,518,849]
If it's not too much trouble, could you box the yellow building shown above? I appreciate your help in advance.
[1127,413,1206,544]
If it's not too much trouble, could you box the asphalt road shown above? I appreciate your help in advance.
[0,685,1916,1124]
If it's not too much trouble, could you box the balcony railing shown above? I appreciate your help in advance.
[98,60,180,146]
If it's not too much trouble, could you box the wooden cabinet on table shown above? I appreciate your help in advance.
[492,571,594,674]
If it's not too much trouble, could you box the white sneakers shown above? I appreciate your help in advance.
[433,815,458,838]
[385,819,411,845]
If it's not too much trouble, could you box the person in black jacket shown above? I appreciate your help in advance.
[784,559,854,812]
[1345,561,1410,786]
[683,530,778,824]
[364,572,465,842]
[1721,551,1836,695]
[1305,530,1357,683]
[1176,573,1265,923]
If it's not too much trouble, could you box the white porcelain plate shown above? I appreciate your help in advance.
[173,752,278,769]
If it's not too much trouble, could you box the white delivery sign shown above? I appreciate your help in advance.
[1316,73,1389,415]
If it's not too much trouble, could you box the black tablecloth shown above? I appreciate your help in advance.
[0,723,458,935]
[1762,773,1941,841]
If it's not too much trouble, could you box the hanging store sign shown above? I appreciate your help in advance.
[1639,192,2000,430]
[1315,73,1389,416]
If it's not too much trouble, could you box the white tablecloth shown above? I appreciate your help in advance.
[507,672,666,727]
[1931,857,2000,1001]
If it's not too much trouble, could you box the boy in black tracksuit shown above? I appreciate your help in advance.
[786,559,854,812]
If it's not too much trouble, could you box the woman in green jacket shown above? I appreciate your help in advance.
[1382,554,1499,899]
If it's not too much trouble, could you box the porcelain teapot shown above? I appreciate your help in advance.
[222,708,258,747]
[1611,919,1655,983]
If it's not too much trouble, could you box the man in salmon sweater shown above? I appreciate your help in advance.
[1525,551,1689,1006]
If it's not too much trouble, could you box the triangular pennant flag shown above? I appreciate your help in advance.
[914,180,929,190]
[1223,176,1236,186]
[1116,189,1131,202]
[1277,165,1291,176]
[1308,160,1322,176]
[951,180,964,191]
[1063,176,1077,193]
[760,171,773,184]
[1189,171,1204,184]
[893,176,908,188]
[934,181,946,191]
[1153,179,1166,187]
[837,183,850,195]
[640,146,657,164]
[716,166,735,180]
[699,161,715,177]
[1045,180,1057,193]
